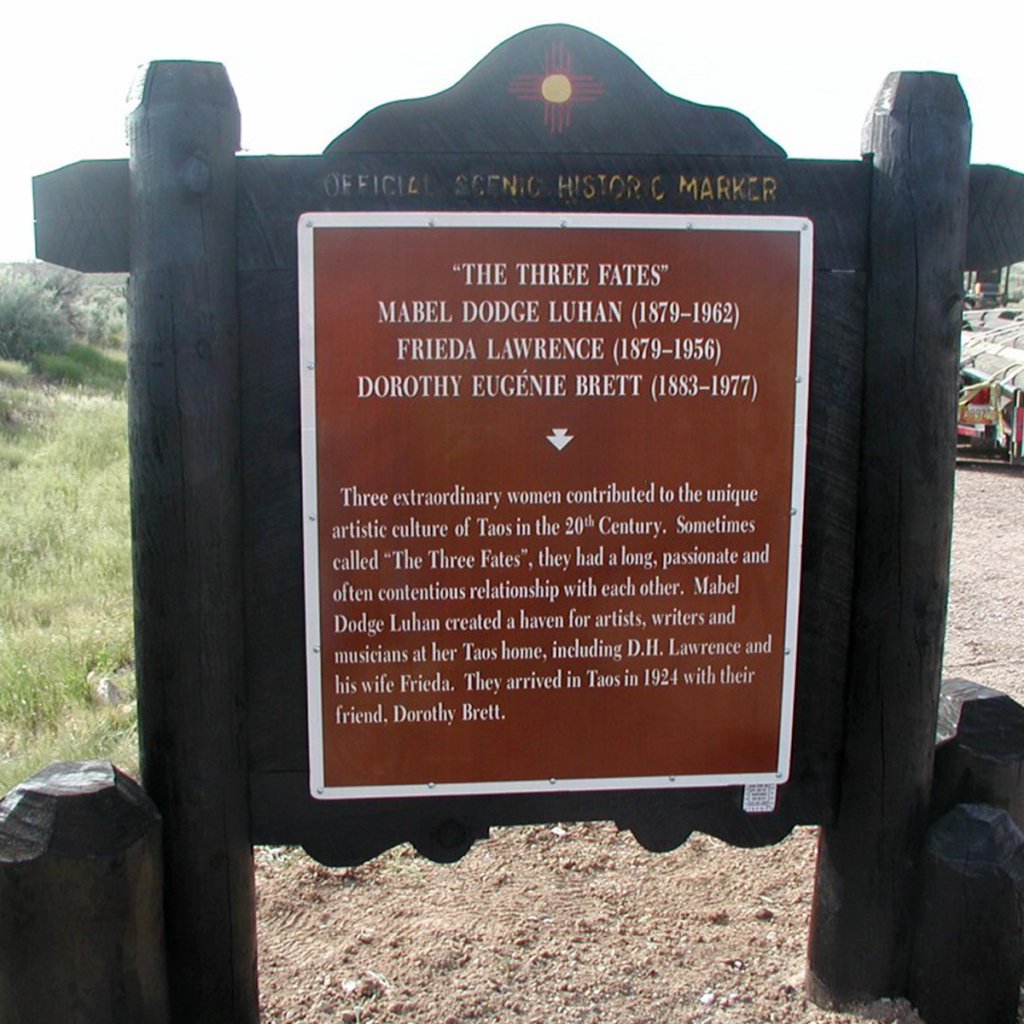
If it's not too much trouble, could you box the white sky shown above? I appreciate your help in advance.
[3,0,1021,264]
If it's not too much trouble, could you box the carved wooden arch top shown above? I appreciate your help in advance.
[326,24,786,158]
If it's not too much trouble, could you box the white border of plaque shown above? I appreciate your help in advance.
[299,212,813,800]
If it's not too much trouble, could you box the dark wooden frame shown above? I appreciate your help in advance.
[31,24,1024,1022]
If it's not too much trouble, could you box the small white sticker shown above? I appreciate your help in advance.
[743,783,777,814]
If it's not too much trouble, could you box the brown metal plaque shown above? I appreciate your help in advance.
[300,213,812,799]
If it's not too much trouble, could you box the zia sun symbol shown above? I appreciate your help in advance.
[508,42,603,135]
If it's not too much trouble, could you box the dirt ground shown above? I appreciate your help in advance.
[256,465,1023,1024]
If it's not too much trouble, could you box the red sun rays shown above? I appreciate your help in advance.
[508,42,603,135]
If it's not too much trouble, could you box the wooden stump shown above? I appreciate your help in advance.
[0,761,169,1024]
[910,804,1024,1024]
[932,677,1024,826]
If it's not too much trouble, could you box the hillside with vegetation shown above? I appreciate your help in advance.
[0,264,136,794]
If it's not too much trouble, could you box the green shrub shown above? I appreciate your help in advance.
[82,283,127,349]
[0,270,73,363]
[0,266,128,366]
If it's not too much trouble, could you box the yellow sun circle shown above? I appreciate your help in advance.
[541,74,573,104]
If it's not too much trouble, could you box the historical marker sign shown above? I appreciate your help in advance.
[28,27,1021,1019]
[300,212,813,798]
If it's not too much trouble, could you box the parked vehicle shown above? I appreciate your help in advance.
[958,308,1024,463]
[964,267,1011,309]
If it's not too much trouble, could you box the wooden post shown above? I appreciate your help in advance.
[806,72,971,1005]
[127,61,258,1022]
[0,762,168,1024]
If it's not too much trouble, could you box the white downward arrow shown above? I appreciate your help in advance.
[547,428,574,451]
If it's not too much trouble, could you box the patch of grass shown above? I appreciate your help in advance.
[0,358,30,383]
[0,703,138,797]
[0,371,136,796]
[0,377,58,469]
[34,343,126,393]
